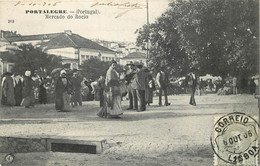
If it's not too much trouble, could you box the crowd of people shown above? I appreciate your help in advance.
[1,71,39,107]
[0,67,105,109]
[97,60,173,118]
[0,69,61,107]
[0,60,209,118]
[0,60,257,119]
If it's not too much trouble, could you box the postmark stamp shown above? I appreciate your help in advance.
[211,112,259,165]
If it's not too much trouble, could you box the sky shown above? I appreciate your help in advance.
[0,0,171,42]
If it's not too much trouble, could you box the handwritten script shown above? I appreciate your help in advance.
[14,1,61,6]
[91,0,146,18]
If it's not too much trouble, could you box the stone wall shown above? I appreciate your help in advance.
[0,136,104,154]
[0,137,48,153]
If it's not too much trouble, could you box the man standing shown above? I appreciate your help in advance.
[232,76,237,95]
[91,79,98,101]
[186,71,198,106]
[156,69,171,106]
[125,63,137,110]
[97,75,105,107]
[132,64,147,112]
[71,72,82,107]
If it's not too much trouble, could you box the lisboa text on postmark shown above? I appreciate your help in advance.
[211,112,259,165]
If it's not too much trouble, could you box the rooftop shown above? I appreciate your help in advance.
[121,52,146,60]
[43,33,115,53]
[5,33,63,42]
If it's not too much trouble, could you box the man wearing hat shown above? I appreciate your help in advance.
[125,62,137,110]
[71,72,82,107]
[132,64,148,112]
[156,68,171,106]
[185,70,198,106]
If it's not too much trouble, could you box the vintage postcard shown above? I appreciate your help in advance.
[0,0,259,165]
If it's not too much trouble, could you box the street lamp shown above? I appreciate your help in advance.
[146,0,150,66]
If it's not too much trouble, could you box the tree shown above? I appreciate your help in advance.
[136,0,259,79]
[80,58,110,80]
[136,17,190,77]
[4,44,63,75]
[80,58,125,81]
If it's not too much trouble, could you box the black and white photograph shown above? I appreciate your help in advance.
[0,0,259,165]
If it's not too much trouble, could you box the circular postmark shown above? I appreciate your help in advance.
[211,112,259,164]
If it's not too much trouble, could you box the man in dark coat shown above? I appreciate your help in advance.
[125,63,137,110]
[186,71,198,106]
[156,69,171,106]
[71,72,82,107]
[132,64,148,112]
[249,78,256,94]
[97,75,105,107]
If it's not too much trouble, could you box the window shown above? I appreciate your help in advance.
[7,63,14,73]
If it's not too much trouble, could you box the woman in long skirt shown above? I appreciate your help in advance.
[21,71,35,108]
[55,70,71,112]
[38,77,47,104]
[97,60,123,118]
[2,72,16,106]
[14,75,23,106]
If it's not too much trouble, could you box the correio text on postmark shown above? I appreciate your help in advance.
[211,112,259,165]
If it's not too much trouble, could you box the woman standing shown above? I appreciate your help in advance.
[21,71,35,108]
[14,74,23,106]
[2,72,16,106]
[38,77,47,104]
[97,60,123,118]
[55,70,71,112]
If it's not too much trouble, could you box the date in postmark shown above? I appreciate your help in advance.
[211,112,259,165]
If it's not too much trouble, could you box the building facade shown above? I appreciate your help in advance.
[120,52,147,66]
[43,30,116,69]
[0,30,117,70]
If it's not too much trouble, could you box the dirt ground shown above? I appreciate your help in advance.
[0,94,259,166]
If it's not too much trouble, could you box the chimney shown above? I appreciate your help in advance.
[64,30,72,35]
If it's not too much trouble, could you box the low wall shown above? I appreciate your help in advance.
[0,137,47,153]
[0,136,104,154]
